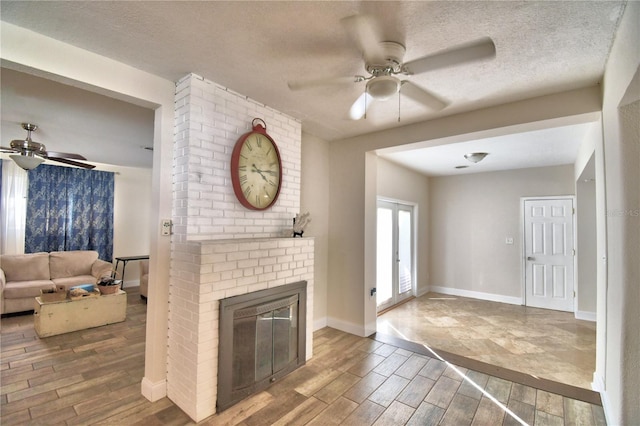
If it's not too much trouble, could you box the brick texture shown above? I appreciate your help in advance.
[173,73,302,243]
[167,74,313,422]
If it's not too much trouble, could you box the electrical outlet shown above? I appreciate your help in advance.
[505,237,514,245]
[161,219,172,236]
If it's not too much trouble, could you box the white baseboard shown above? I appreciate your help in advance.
[313,317,328,331]
[429,286,523,306]
[123,279,140,288]
[592,373,613,425]
[575,310,597,322]
[327,317,368,337]
[592,371,604,392]
[141,376,167,402]
[365,320,377,338]
[416,286,429,298]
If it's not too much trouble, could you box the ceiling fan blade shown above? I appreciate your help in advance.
[1,146,19,153]
[45,151,88,160]
[341,14,384,63]
[403,37,496,75]
[401,81,449,111]
[288,76,360,91]
[47,157,95,169]
[349,92,376,120]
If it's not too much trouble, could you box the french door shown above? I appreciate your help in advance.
[377,200,414,313]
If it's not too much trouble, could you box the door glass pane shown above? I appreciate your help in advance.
[398,209,412,294]
[377,207,393,306]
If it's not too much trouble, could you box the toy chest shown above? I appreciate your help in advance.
[34,290,127,337]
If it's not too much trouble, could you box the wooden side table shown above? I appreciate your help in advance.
[34,290,127,337]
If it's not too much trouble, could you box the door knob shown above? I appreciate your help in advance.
[527,256,535,261]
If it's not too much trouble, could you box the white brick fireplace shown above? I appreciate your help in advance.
[167,74,313,422]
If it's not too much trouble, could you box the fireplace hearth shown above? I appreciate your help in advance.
[217,281,307,411]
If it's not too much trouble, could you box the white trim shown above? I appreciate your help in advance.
[313,317,328,331]
[592,371,604,392]
[327,316,368,337]
[416,286,429,298]
[575,310,597,322]
[141,377,167,402]
[592,373,613,425]
[429,285,523,306]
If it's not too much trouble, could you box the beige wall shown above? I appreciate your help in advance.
[574,121,599,317]
[100,164,153,285]
[301,132,330,329]
[597,1,640,423]
[573,121,600,318]
[575,155,597,317]
[376,157,430,296]
[429,165,575,300]
[328,87,601,336]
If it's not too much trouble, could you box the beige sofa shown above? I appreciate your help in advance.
[0,251,113,314]
[139,259,149,299]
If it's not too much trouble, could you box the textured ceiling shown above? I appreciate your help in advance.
[379,122,591,176]
[0,1,626,171]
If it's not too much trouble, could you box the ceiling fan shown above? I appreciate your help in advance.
[1,123,95,170]
[288,14,496,120]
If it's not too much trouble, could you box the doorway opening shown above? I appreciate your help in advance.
[376,199,415,314]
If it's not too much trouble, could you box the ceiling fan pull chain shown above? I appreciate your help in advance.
[364,90,368,120]
[398,91,401,122]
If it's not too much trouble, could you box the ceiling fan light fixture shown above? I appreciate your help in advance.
[464,152,489,163]
[366,75,400,100]
[10,154,44,170]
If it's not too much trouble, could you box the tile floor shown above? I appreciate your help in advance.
[0,288,604,425]
[377,293,597,389]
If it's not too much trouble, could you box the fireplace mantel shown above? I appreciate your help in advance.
[167,237,314,421]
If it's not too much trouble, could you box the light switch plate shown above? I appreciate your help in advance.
[161,219,172,236]
[505,237,514,245]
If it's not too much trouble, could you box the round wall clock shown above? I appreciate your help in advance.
[231,118,282,210]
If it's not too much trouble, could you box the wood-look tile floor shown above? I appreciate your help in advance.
[1,288,605,425]
[377,293,597,389]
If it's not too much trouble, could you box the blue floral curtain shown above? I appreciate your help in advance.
[25,164,114,261]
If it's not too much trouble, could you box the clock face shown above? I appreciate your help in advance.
[231,132,282,210]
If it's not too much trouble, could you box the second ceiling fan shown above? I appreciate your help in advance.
[1,123,95,170]
[288,14,496,120]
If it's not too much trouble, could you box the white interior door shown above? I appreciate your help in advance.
[377,200,414,313]
[524,198,575,312]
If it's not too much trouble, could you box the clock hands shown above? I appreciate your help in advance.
[252,164,278,181]
[252,164,269,182]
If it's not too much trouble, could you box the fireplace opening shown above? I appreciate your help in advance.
[217,281,307,411]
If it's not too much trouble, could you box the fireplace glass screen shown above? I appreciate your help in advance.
[218,281,306,411]
[232,295,298,389]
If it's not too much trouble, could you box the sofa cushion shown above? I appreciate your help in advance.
[0,253,50,282]
[3,280,56,299]
[49,251,99,279]
[53,276,99,289]
[91,259,114,279]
